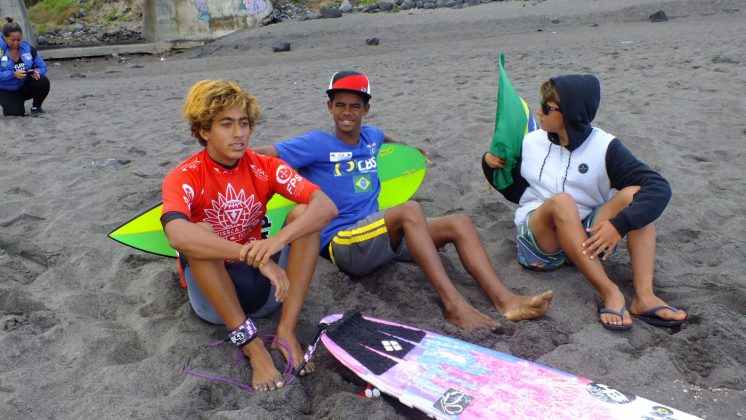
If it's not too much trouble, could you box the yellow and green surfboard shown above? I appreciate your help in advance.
[108,143,427,258]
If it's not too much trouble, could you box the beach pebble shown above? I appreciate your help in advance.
[649,10,668,22]
[366,37,380,46]
[272,42,291,52]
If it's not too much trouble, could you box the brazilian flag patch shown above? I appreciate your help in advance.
[353,175,372,193]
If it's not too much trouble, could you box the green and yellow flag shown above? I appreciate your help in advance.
[489,53,536,190]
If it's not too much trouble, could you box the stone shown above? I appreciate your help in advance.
[339,0,353,13]
[320,7,343,18]
[378,1,395,11]
[649,10,668,22]
[272,42,291,52]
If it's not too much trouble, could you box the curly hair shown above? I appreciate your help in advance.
[183,80,260,146]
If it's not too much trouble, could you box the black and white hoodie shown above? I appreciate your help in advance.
[511,74,671,238]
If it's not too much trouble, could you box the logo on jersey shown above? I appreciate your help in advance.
[353,175,372,192]
[329,152,353,162]
[333,156,377,176]
[578,163,589,174]
[181,184,195,209]
[276,164,306,197]
[202,183,262,243]
[275,165,294,184]
[366,143,377,156]
[334,161,356,176]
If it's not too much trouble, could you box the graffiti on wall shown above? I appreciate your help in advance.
[243,0,268,16]
[195,0,210,21]
[194,0,270,22]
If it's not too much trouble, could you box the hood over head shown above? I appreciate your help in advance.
[548,74,600,151]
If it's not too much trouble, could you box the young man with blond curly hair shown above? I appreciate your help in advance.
[161,80,337,390]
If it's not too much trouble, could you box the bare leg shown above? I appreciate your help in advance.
[270,205,320,375]
[385,201,501,331]
[425,214,553,321]
[626,223,688,322]
[188,258,284,390]
[529,193,631,328]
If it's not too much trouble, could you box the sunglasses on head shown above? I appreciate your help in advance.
[541,102,561,114]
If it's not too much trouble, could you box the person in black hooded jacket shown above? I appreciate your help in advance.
[483,74,687,331]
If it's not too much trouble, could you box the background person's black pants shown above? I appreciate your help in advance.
[0,75,51,116]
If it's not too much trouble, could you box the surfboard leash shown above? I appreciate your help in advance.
[291,321,330,378]
[184,334,295,392]
[291,310,363,377]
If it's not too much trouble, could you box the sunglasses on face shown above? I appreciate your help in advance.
[540,102,561,114]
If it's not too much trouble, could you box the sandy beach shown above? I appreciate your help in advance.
[1,0,745,418]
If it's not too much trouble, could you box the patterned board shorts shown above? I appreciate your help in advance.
[517,207,616,271]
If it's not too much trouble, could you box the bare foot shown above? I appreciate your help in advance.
[272,329,315,376]
[502,290,554,321]
[242,340,284,391]
[445,302,503,332]
[599,290,633,328]
[629,296,687,322]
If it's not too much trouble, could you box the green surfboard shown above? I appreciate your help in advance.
[108,143,427,258]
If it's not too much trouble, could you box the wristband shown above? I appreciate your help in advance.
[229,317,258,347]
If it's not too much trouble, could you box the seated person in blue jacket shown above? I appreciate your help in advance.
[255,70,553,332]
[482,74,687,330]
[0,17,50,116]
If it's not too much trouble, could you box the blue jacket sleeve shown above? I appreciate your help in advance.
[606,139,671,237]
[0,45,14,81]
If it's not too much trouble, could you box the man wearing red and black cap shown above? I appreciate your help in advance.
[256,71,553,331]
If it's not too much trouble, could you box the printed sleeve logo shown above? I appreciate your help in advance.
[276,165,294,184]
[329,152,353,162]
[276,164,306,197]
[182,184,195,209]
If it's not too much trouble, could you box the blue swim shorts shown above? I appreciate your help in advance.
[180,246,289,324]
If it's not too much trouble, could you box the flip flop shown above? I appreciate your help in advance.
[599,306,633,331]
[633,305,685,328]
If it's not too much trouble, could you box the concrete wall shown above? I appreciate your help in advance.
[143,0,273,46]
[0,0,37,46]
